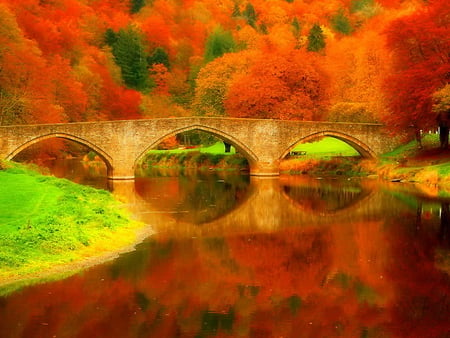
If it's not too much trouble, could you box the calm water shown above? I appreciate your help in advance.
[1,160,450,338]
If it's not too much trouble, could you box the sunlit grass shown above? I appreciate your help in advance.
[141,142,247,172]
[290,137,360,158]
[148,141,236,155]
[0,162,143,286]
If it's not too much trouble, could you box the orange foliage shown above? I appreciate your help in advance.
[150,64,170,96]
[0,0,444,129]
[225,49,330,120]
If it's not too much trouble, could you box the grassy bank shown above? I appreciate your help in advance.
[375,134,450,188]
[280,137,365,176]
[140,142,248,172]
[0,162,145,290]
[281,134,450,192]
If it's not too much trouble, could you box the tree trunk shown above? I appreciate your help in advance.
[223,141,232,153]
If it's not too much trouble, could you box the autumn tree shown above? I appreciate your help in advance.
[433,84,450,114]
[0,4,65,125]
[325,29,391,124]
[433,84,450,148]
[224,49,330,120]
[194,50,255,116]
[382,0,450,145]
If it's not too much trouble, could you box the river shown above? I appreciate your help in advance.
[1,159,450,338]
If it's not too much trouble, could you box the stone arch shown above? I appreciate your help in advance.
[6,133,114,175]
[134,124,259,167]
[280,131,377,159]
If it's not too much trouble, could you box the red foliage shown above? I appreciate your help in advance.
[382,0,450,134]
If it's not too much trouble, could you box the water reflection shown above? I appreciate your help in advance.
[43,158,108,190]
[134,170,250,224]
[440,202,449,245]
[280,176,372,213]
[1,163,450,337]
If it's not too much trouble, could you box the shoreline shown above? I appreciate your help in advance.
[0,223,155,294]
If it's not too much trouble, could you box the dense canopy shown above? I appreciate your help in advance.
[0,0,447,142]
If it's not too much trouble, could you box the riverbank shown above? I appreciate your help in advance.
[0,162,150,294]
[139,142,249,172]
[280,134,450,196]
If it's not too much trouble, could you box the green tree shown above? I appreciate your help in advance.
[232,3,241,17]
[292,17,301,39]
[104,28,117,46]
[130,0,145,14]
[331,9,353,35]
[204,26,237,64]
[147,47,170,69]
[259,22,268,35]
[350,0,374,13]
[242,3,257,28]
[307,24,326,52]
[110,26,152,91]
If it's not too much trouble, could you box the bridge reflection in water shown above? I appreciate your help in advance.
[109,174,400,238]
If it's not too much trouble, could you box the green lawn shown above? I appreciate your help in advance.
[149,141,236,155]
[291,137,360,158]
[0,162,142,286]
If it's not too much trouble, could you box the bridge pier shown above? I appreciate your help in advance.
[250,161,280,177]
[106,163,135,181]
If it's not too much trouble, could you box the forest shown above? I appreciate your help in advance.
[0,0,448,142]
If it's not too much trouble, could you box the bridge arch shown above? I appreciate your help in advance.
[6,133,114,175]
[134,124,259,168]
[280,131,377,160]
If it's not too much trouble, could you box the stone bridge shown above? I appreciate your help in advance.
[0,117,395,179]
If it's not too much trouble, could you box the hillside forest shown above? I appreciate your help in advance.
[0,0,448,146]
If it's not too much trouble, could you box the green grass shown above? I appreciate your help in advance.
[141,142,247,171]
[291,137,360,158]
[381,133,439,160]
[0,162,143,286]
[149,142,236,155]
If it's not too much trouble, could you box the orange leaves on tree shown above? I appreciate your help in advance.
[140,14,172,51]
[150,64,170,96]
[194,50,255,116]
[225,49,330,120]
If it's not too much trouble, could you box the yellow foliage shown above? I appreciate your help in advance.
[433,84,450,113]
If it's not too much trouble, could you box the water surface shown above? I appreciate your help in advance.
[1,161,450,338]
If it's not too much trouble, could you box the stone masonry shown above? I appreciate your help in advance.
[0,117,396,179]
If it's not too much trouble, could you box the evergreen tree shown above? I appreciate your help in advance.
[242,3,257,28]
[104,28,117,46]
[232,3,241,17]
[259,22,268,35]
[204,26,236,64]
[110,26,151,91]
[307,24,326,52]
[147,47,170,69]
[130,0,145,14]
[350,0,374,13]
[331,9,353,35]
[292,17,301,39]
